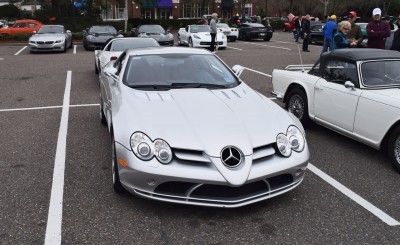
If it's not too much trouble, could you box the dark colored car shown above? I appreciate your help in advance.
[237,23,273,41]
[309,23,324,44]
[360,30,395,49]
[83,25,123,50]
[130,24,174,46]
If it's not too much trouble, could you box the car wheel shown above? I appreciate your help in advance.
[177,35,182,46]
[189,38,193,47]
[69,39,73,49]
[95,62,99,74]
[231,37,236,42]
[387,126,400,173]
[264,37,271,41]
[240,32,246,41]
[83,41,88,51]
[63,42,67,53]
[99,96,107,125]
[285,88,309,125]
[111,133,125,193]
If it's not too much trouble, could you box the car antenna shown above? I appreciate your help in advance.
[298,44,305,73]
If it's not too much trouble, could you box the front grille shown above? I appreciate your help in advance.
[45,41,54,44]
[200,42,211,45]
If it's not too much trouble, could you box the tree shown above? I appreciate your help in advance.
[0,4,20,18]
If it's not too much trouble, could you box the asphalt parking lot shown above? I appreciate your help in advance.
[1,31,400,244]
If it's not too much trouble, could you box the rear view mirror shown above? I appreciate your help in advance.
[66,30,71,34]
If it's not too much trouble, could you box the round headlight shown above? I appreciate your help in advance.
[287,126,305,152]
[154,139,172,164]
[276,133,291,157]
[130,132,154,161]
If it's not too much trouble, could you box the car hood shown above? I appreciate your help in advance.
[191,32,224,39]
[363,88,400,108]
[30,33,65,41]
[139,32,173,41]
[113,83,295,157]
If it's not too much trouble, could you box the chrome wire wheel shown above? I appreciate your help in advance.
[394,137,400,164]
[388,126,400,173]
[288,94,305,120]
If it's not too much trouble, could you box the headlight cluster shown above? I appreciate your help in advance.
[276,126,305,157]
[87,35,95,40]
[193,34,201,39]
[130,132,172,164]
[55,40,62,43]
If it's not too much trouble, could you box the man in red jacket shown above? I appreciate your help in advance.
[366,8,391,49]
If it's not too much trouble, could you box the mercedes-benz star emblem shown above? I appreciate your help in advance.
[221,146,243,168]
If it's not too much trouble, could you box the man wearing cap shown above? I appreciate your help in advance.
[347,11,363,47]
[366,8,391,49]
[321,14,338,53]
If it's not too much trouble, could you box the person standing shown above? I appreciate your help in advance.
[333,21,358,49]
[321,15,338,53]
[391,16,400,51]
[366,8,391,49]
[346,11,363,47]
[209,13,218,52]
[294,16,302,42]
[302,15,311,52]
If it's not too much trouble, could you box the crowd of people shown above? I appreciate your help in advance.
[293,8,400,53]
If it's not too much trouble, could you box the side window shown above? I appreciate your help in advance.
[114,52,126,76]
[324,60,358,86]
[185,26,189,32]
[28,23,36,28]
[16,22,26,28]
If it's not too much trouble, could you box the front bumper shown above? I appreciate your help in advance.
[115,142,309,207]
[29,40,65,52]
[192,39,227,48]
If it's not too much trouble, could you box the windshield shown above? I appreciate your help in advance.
[38,26,64,34]
[361,60,400,87]
[123,53,239,90]
[216,24,229,29]
[89,26,117,34]
[190,25,210,33]
[138,25,165,34]
[110,39,159,51]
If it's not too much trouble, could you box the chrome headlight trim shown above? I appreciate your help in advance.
[130,132,172,164]
[276,125,305,157]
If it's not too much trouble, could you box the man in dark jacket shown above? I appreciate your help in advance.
[294,16,302,42]
[302,15,311,52]
[346,11,364,47]
[366,8,391,49]
[391,29,400,51]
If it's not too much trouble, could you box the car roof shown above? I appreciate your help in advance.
[41,25,64,28]
[125,47,211,56]
[322,49,400,62]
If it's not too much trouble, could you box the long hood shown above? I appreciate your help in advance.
[30,33,65,41]
[362,88,400,108]
[192,32,224,40]
[140,33,173,41]
[113,83,294,157]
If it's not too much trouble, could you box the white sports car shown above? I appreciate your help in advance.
[177,25,227,49]
[272,49,400,173]
[216,23,238,42]
[99,47,309,207]
[94,37,159,74]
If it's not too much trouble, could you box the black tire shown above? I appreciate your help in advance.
[99,96,107,125]
[63,42,67,53]
[189,38,193,47]
[112,133,125,193]
[285,88,309,125]
[387,126,400,173]
[264,37,271,41]
[177,35,182,46]
[231,37,236,42]
[240,32,247,41]
[95,62,99,74]
[69,39,73,49]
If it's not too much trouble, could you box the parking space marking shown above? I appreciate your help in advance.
[227,46,243,51]
[245,42,291,50]
[14,46,27,55]
[240,66,272,77]
[73,45,77,54]
[0,104,98,113]
[44,70,72,245]
[308,163,400,226]
[0,58,4,61]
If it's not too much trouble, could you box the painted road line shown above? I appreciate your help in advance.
[245,42,291,50]
[0,104,99,112]
[14,46,27,55]
[44,71,72,245]
[308,163,400,226]
[242,66,272,77]
[73,45,77,54]
[227,46,243,51]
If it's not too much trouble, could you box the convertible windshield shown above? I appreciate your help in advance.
[190,25,210,33]
[89,26,117,34]
[38,26,64,34]
[123,53,239,90]
[110,39,159,51]
[361,60,400,87]
[138,25,165,34]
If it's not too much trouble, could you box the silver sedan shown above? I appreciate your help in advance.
[99,47,309,207]
[28,25,72,53]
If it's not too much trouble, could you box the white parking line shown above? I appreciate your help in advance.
[44,70,72,245]
[240,66,272,77]
[14,46,27,55]
[245,42,291,50]
[227,46,243,51]
[0,104,99,113]
[73,45,77,54]
[308,163,400,226]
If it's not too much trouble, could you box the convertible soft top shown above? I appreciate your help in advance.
[322,48,400,62]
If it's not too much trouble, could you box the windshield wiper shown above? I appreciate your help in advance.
[128,84,171,90]
[170,83,227,89]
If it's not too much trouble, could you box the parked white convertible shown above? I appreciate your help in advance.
[177,25,227,49]
[271,49,400,173]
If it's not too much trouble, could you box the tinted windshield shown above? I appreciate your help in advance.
[38,26,64,34]
[110,39,159,51]
[361,60,400,87]
[89,26,117,34]
[190,25,210,33]
[138,25,165,34]
[216,24,229,28]
[123,53,239,90]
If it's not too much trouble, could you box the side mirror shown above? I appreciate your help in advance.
[232,65,245,77]
[104,66,118,77]
[344,81,355,90]
[66,30,71,34]
[32,31,37,34]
